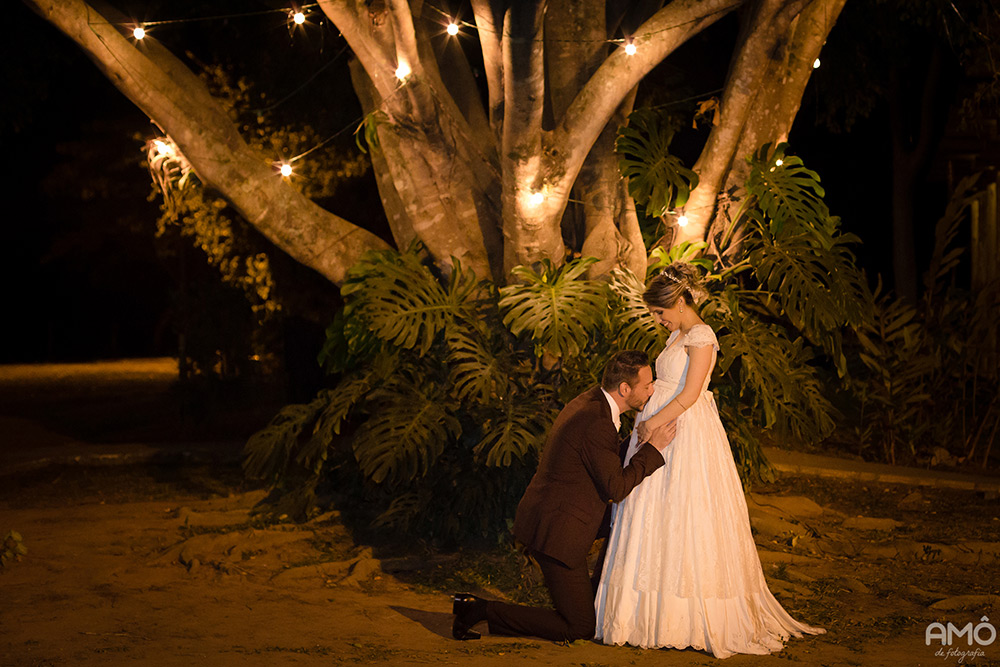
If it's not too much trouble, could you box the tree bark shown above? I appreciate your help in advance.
[681,0,813,249]
[27,0,391,285]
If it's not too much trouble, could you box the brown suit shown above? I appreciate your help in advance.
[486,386,665,641]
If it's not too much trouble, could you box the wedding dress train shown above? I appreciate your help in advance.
[594,324,824,658]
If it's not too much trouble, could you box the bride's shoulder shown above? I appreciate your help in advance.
[683,323,719,349]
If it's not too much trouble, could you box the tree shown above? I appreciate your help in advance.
[27,0,847,284]
[812,0,997,302]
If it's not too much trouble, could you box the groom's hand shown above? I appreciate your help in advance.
[645,420,677,453]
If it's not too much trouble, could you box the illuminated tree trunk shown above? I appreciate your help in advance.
[27,0,843,285]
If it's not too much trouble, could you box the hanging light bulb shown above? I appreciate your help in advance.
[813,58,821,69]
[775,158,784,167]
[624,41,637,56]
[395,61,411,81]
[279,162,293,178]
[153,140,171,157]
[293,11,306,25]
[446,22,459,36]
[677,214,689,227]
[133,26,146,40]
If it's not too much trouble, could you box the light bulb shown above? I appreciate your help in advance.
[528,191,544,207]
[293,11,306,25]
[677,214,689,227]
[280,163,293,178]
[624,42,637,56]
[447,22,459,36]
[154,140,170,156]
[133,26,146,40]
[395,62,411,81]
[775,159,783,167]
[813,58,821,69]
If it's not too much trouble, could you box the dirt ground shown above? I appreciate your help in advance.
[1,361,999,666]
[2,464,998,666]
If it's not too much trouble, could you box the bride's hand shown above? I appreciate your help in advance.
[636,419,651,442]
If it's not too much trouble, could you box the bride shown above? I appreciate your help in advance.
[594,262,825,658]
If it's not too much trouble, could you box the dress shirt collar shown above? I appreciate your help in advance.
[600,388,621,432]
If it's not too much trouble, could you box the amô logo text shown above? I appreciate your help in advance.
[926,616,997,647]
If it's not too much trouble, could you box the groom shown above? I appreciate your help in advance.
[452,350,675,641]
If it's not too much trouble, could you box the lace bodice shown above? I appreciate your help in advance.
[653,323,720,394]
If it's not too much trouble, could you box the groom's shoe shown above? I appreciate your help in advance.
[452,593,488,640]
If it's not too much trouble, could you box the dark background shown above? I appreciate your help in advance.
[2,1,971,367]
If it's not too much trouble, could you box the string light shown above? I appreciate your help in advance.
[133,26,146,39]
[292,11,306,25]
[528,191,545,207]
[279,162,293,178]
[624,41,637,56]
[446,22,459,36]
[395,61,411,81]
[812,58,821,69]
[775,158,783,167]
[676,214,689,227]
[153,139,172,157]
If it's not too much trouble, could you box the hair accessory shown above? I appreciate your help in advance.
[660,270,683,285]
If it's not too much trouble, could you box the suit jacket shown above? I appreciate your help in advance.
[512,386,665,568]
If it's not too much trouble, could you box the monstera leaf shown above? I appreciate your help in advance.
[342,248,478,356]
[746,143,832,240]
[243,398,328,482]
[474,397,557,467]
[608,268,667,356]
[446,328,511,405]
[499,257,609,359]
[616,108,699,216]
[352,380,460,484]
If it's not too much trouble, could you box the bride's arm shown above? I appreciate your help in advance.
[636,345,714,440]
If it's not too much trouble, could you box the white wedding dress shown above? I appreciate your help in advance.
[594,324,824,658]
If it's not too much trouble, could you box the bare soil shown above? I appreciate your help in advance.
[1,361,998,666]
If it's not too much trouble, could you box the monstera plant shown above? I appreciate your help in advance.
[244,113,875,540]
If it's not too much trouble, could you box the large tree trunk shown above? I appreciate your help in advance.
[27,0,391,286]
[30,0,838,289]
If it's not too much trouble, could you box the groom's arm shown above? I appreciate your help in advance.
[580,432,665,504]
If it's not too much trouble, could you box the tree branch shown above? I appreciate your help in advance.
[317,0,397,99]
[471,0,504,136]
[30,0,389,285]
[678,0,811,246]
[549,0,742,196]
[387,0,421,75]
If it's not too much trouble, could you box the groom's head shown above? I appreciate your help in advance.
[602,351,655,412]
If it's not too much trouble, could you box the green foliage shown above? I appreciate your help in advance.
[1,531,27,570]
[499,258,609,359]
[616,108,699,215]
[245,135,887,542]
[849,175,1000,465]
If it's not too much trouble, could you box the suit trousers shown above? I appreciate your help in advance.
[486,547,607,642]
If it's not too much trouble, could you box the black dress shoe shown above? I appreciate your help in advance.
[452,593,488,640]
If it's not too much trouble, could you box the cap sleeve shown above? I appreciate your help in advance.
[684,324,719,351]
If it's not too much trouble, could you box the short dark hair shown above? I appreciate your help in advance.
[601,350,650,392]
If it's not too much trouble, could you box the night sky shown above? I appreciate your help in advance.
[3,1,960,365]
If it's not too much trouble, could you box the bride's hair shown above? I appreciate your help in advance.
[643,262,708,308]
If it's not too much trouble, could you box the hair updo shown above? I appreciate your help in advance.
[643,261,709,309]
